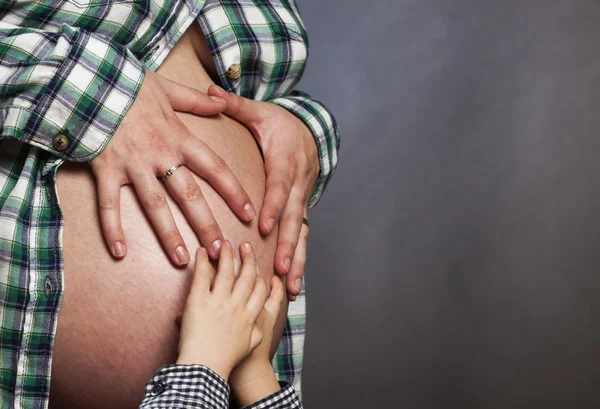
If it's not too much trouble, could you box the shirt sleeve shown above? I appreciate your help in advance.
[0,22,145,161]
[240,381,303,409]
[139,364,230,409]
[269,91,340,208]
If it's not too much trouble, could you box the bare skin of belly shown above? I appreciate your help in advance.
[48,21,287,409]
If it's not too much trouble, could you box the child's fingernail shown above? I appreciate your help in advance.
[113,241,125,258]
[176,246,189,265]
[294,278,302,294]
[244,203,256,220]
[283,258,291,273]
[210,96,226,103]
[243,241,253,253]
[266,218,275,232]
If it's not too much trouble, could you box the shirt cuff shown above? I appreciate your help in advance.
[2,27,145,162]
[241,382,302,409]
[139,364,230,409]
[269,91,340,208]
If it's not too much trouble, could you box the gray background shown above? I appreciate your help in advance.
[298,0,600,407]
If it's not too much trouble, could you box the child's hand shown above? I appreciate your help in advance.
[176,241,268,381]
[229,275,286,405]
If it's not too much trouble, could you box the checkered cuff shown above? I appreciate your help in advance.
[0,25,145,162]
[270,91,340,208]
[241,382,302,409]
[139,365,230,409]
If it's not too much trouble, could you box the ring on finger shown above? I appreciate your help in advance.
[159,163,184,182]
[302,217,309,227]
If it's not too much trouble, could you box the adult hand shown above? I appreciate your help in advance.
[176,242,269,381]
[89,71,257,266]
[207,85,318,300]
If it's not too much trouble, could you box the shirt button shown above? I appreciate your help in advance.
[52,134,69,151]
[227,63,242,80]
[151,382,166,396]
[44,276,52,297]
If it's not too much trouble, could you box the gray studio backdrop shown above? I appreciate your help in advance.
[298,0,600,408]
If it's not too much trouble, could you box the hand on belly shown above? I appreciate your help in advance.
[49,27,287,409]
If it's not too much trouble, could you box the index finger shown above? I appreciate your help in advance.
[188,248,213,301]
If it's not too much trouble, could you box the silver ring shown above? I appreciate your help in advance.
[160,163,184,182]
[302,217,309,227]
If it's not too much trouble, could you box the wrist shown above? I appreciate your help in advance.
[176,354,232,382]
[230,364,280,407]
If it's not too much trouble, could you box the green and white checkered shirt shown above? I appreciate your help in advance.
[0,0,339,408]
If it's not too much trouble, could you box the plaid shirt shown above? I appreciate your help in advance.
[0,1,339,408]
[139,365,302,409]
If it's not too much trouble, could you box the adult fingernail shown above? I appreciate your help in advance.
[113,241,125,258]
[266,218,275,232]
[212,240,222,255]
[283,258,291,273]
[210,96,226,103]
[176,246,189,265]
[294,278,302,294]
[244,203,256,220]
[243,241,253,253]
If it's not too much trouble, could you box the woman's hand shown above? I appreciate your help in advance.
[89,71,257,265]
[176,241,270,381]
[207,85,318,300]
[229,275,286,406]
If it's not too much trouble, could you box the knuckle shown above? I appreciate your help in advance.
[201,223,220,237]
[145,191,167,209]
[98,195,117,210]
[182,183,202,202]
[270,179,290,196]
[162,229,181,244]
[210,155,228,174]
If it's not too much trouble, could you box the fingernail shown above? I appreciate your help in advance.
[294,278,302,294]
[113,241,125,258]
[289,294,297,302]
[210,95,226,103]
[266,218,275,233]
[212,240,222,255]
[283,258,291,273]
[175,246,189,265]
[244,203,256,220]
[243,241,252,253]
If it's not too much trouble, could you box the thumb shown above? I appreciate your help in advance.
[249,325,264,352]
[208,85,268,128]
[155,74,227,116]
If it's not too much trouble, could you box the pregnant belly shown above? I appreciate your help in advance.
[48,23,286,409]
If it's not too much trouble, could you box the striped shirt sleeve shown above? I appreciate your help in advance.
[0,22,145,161]
[270,91,340,208]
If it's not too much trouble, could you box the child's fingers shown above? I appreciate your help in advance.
[249,325,263,353]
[212,240,236,295]
[232,241,259,302]
[264,276,285,320]
[246,276,269,321]
[188,248,212,300]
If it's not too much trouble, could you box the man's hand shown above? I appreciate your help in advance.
[89,71,257,266]
[207,85,318,300]
[177,242,269,381]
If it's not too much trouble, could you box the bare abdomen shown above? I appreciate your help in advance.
[48,24,285,409]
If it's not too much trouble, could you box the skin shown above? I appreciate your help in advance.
[48,21,317,408]
[175,239,286,405]
[49,28,284,409]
